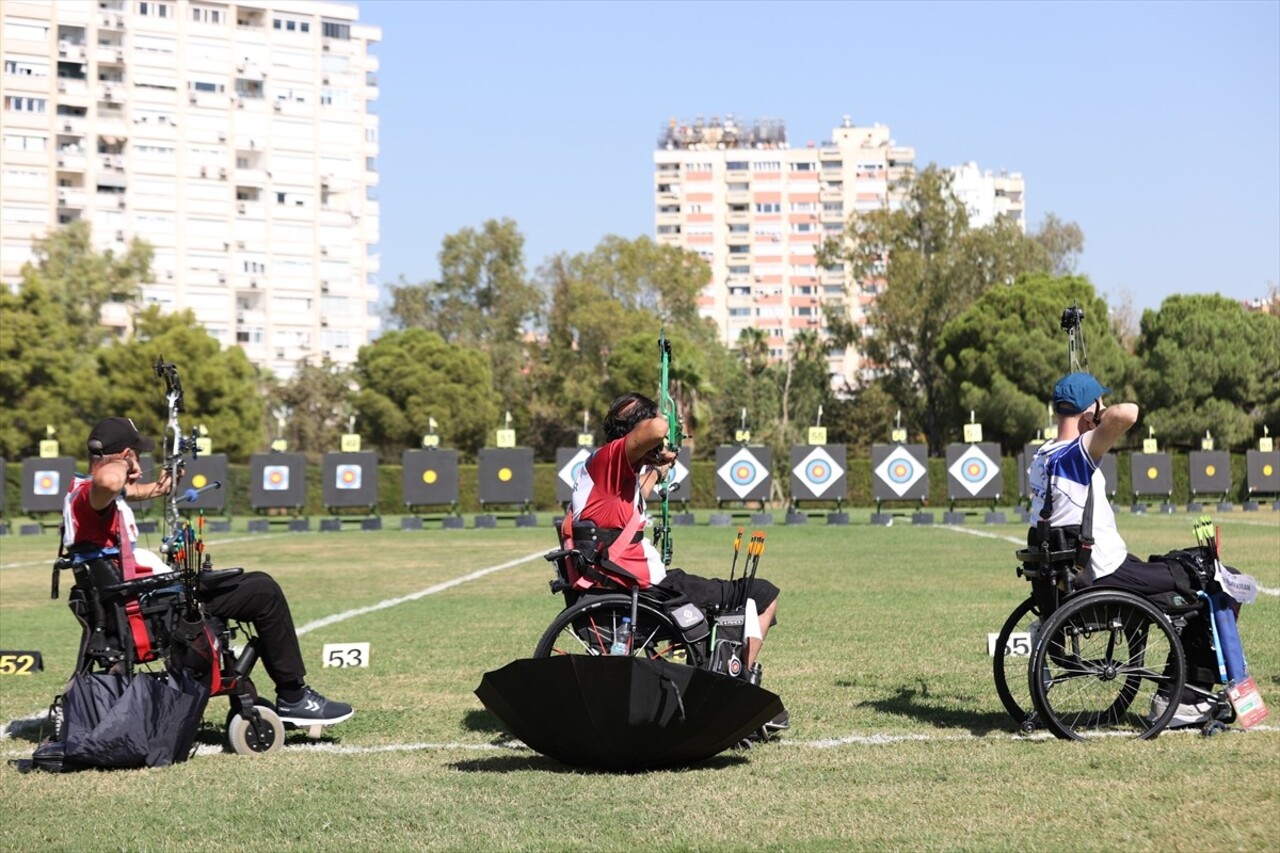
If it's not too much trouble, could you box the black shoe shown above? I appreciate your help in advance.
[276,687,354,726]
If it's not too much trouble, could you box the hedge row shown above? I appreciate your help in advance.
[4,453,1267,519]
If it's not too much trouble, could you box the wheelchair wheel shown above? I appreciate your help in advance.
[534,594,698,664]
[226,704,285,754]
[993,596,1041,731]
[1029,590,1185,741]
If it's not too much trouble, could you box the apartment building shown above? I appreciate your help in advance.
[653,115,1025,386]
[1,0,380,379]
[949,160,1026,230]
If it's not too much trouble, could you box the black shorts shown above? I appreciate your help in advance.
[658,569,780,623]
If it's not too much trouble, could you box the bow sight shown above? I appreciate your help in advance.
[1060,304,1088,373]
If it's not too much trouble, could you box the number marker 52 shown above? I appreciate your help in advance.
[0,651,44,675]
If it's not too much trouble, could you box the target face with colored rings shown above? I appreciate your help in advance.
[948,445,999,496]
[263,465,289,490]
[558,449,591,489]
[717,447,768,499]
[874,446,924,497]
[33,471,60,496]
[335,464,362,489]
[795,446,844,498]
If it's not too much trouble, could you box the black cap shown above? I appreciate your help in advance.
[87,417,156,456]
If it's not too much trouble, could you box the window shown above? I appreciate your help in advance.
[364,126,378,143]
[728,265,750,275]
[273,16,311,33]
[320,88,349,107]
[726,161,748,171]
[190,80,222,93]
[3,167,44,187]
[791,202,817,213]
[822,202,844,213]
[191,5,222,24]
[365,156,376,172]
[3,95,46,113]
[4,57,49,76]
[728,223,748,234]
[727,182,749,192]
[3,20,49,41]
[322,21,350,39]
[753,160,781,171]
[4,132,46,151]
[790,162,816,171]
[754,203,780,214]
[728,308,752,317]
[139,2,171,18]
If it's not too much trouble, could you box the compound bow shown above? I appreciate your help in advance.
[653,331,685,566]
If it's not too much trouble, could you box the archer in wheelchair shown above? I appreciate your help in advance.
[53,407,352,755]
[993,371,1263,740]
[538,392,788,739]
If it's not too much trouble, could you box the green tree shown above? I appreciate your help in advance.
[0,278,97,458]
[21,221,153,349]
[824,379,904,454]
[936,275,1136,452]
[94,308,265,461]
[1134,294,1280,448]
[820,165,1062,453]
[386,219,541,405]
[352,328,500,460]
[536,236,713,453]
[266,358,356,462]
[1031,213,1085,276]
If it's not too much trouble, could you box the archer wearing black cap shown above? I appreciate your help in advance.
[64,416,354,728]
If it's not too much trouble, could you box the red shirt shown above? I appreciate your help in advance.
[568,437,665,587]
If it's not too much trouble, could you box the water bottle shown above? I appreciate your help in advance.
[1212,592,1247,682]
[610,618,631,656]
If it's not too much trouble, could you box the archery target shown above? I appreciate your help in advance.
[22,456,74,514]
[715,446,771,502]
[872,444,928,500]
[479,448,533,505]
[1129,453,1172,498]
[1246,450,1279,495]
[33,470,60,495]
[946,443,1002,499]
[556,447,592,503]
[1188,450,1230,496]
[322,452,378,509]
[402,449,459,507]
[336,464,361,489]
[643,447,692,503]
[249,453,306,510]
[264,466,289,490]
[182,453,228,512]
[790,444,847,501]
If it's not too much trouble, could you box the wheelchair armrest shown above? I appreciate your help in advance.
[544,548,576,563]
[198,567,244,591]
[100,573,184,596]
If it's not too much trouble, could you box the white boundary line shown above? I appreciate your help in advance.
[4,724,1277,761]
[294,549,547,636]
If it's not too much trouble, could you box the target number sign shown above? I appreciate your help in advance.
[323,642,370,668]
[987,633,1031,657]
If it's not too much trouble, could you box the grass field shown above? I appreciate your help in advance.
[1,512,1277,851]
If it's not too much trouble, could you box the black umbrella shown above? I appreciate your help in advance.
[475,655,784,771]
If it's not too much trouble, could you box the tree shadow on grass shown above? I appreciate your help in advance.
[450,753,749,774]
[857,682,1018,737]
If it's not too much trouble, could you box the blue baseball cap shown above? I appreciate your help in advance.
[1053,373,1110,415]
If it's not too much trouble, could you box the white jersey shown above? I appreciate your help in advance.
[1028,438,1128,580]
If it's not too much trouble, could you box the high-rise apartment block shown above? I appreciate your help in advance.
[653,115,1025,385]
[1,0,380,379]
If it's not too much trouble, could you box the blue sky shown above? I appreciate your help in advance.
[359,0,1279,315]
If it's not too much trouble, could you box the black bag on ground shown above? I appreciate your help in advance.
[26,670,209,772]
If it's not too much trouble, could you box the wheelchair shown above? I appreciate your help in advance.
[52,549,286,754]
[992,530,1235,740]
[535,523,755,683]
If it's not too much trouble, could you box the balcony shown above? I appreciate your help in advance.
[58,41,87,62]
[56,152,87,171]
[56,188,87,208]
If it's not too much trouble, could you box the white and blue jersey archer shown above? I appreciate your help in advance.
[1028,438,1127,579]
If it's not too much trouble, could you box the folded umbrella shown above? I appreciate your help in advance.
[475,655,783,771]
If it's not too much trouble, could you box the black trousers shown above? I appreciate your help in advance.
[200,572,305,689]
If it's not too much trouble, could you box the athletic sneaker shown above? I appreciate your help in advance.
[276,687,354,726]
[1148,693,1215,728]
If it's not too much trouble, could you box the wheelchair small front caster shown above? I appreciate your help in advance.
[1201,720,1228,738]
[226,705,284,754]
